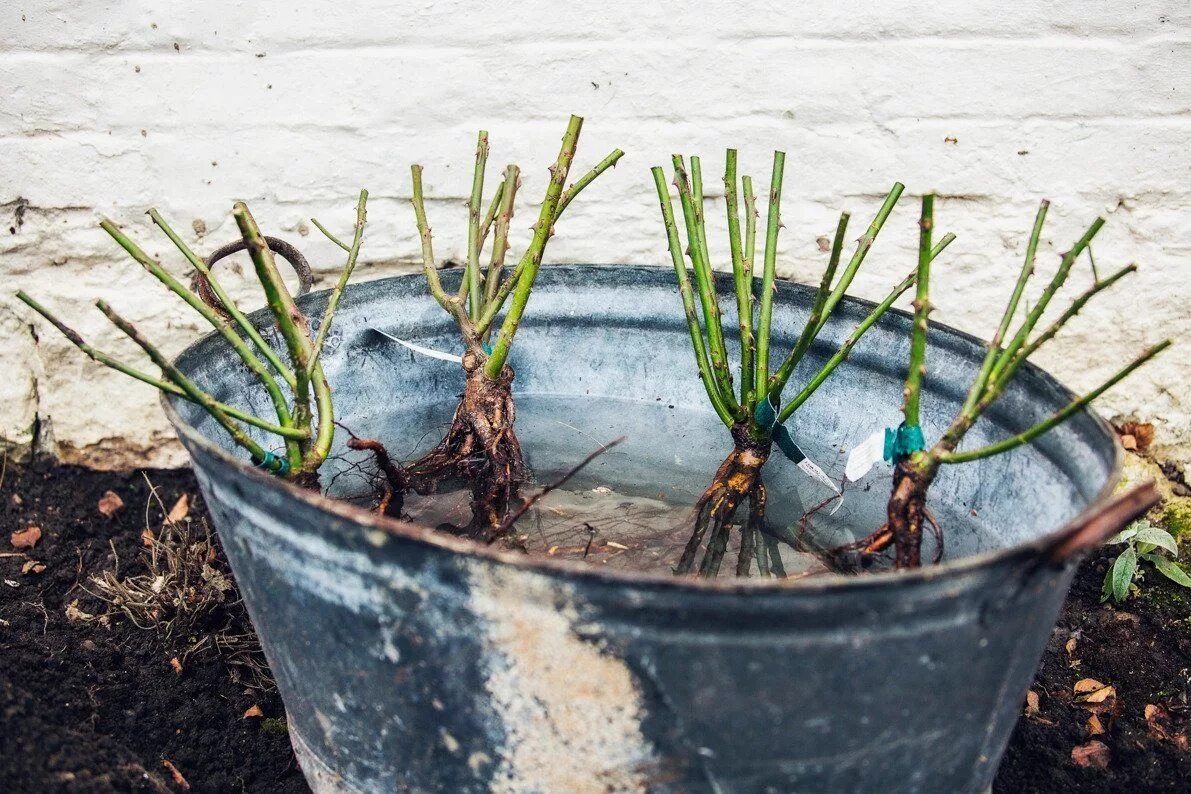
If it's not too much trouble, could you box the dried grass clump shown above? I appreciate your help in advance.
[68,476,274,690]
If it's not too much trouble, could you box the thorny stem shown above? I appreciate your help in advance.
[472,146,622,340]
[410,165,483,352]
[100,218,301,464]
[741,174,758,407]
[768,183,907,400]
[483,165,520,311]
[986,216,1106,386]
[478,178,506,254]
[724,150,755,411]
[556,148,626,217]
[100,220,289,411]
[147,210,297,388]
[465,130,490,320]
[672,155,739,416]
[1011,263,1136,366]
[310,217,350,251]
[417,122,620,364]
[14,292,307,440]
[940,341,1170,464]
[776,232,956,423]
[233,202,334,469]
[309,189,369,371]
[958,200,1049,417]
[768,212,849,402]
[652,166,734,426]
[483,115,584,379]
[902,193,934,428]
[808,183,905,342]
[753,150,786,407]
[95,300,281,471]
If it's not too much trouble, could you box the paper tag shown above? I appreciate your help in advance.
[796,457,839,495]
[844,428,887,483]
[796,457,843,514]
[372,329,462,363]
[772,423,842,513]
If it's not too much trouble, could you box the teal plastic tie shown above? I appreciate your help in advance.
[754,396,778,430]
[773,423,806,464]
[753,396,806,464]
[883,423,925,463]
[254,450,291,476]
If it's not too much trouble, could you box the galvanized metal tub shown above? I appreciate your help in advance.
[165,265,1125,793]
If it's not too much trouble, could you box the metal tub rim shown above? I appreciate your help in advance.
[161,263,1123,595]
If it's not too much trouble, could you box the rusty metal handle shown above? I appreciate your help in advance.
[194,236,314,316]
[1043,482,1162,563]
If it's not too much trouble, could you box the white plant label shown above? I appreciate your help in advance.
[844,428,887,483]
[372,329,462,364]
[796,457,843,515]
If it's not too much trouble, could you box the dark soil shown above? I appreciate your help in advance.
[0,462,306,793]
[2,462,1187,792]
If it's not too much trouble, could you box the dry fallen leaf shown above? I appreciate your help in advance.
[1071,740,1110,769]
[1087,714,1105,735]
[141,528,155,547]
[1024,691,1041,718]
[10,526,41,550]
[20,560,45,575]
[1074,678,1106,693]
[1079,686,1117,705]
[243,704,264,719]
[162,759,190,790]
[167,494,191,524]
[1065,637,1078,656]
[97,490,125,517]
[1115,421,1154,453]
[1144,704,1176,742]
[169,657,183,676]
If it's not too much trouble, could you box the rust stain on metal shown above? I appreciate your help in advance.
[468,564,656,793]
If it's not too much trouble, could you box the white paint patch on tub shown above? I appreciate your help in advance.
[468,564,657,793]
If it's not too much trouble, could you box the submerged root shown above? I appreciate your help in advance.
[831,460,941,570]
[676,426,771,578]
[345,436,409,519]
[406,352,525,541]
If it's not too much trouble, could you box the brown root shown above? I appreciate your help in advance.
[676,425,771,578]
[828,461,942,571]
[406,352,525,541]
[345,436,408,518]
[886,459,936,569]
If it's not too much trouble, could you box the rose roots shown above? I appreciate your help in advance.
[677,427,772,577]
[405,354,525,541]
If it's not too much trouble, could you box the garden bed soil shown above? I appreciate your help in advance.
[1,462,1187,792]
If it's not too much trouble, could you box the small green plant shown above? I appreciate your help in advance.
[1102,519,1191,604]
[17,194,369,488]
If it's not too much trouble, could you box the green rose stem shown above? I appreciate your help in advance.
[871,194,1171,569]
[652,149,935,577]
[17,193,370,484]
[375,116,623,539]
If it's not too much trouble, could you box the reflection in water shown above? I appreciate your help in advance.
[326,394,948,577]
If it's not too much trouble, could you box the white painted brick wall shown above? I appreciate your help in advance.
[2,1,1189,472]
